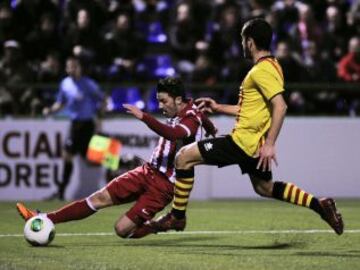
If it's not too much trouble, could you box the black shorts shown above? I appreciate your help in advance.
[198,135,272,181]
[64,120,95,157]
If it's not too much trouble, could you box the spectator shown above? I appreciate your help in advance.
[208,4,244,82]
[64,9,100,63]
[188,0,213,39]
[275,40,306,114]
[303,40,337,82]
[103,13,145,81]
[0,40,35,115]
[0,4,19,44]
[347,0,360,37]
[272,0,304,43]
[34,52,64,111]
[42,56,105,200]
[168,2,198,76]
[275,40,304,82]
[107,0,135,22]
[191,54,218,86]
[337,36,360,82]
[37,52,63,83]
[246,0,271,20]
[12,0,59,42]
[302,40,338,114]
[64,0,107,28]
[322,5,348,61]
[25,13,61,61]
[294,4,324,52]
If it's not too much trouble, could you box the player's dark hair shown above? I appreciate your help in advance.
[66,55,91,75]
[67,55,83,67]
[241,18,273,51]
[157,77,186,100]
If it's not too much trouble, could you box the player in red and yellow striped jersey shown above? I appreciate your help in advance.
[151,18,344,235]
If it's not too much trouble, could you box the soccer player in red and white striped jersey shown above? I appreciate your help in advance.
[16,77,217,239]
[147,99,208,183]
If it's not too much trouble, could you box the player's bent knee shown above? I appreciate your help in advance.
[175,147,189,169]
[253,183,273,198]
[253,187,267,197]
[114,224,131,239]
[89,189,113,209]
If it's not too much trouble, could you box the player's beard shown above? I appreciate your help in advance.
[162,101,177,118]
[243,44,251,59]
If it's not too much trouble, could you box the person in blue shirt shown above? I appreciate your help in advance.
[43,56,104,200]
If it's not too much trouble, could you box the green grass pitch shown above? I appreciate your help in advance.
[1,199,359,270]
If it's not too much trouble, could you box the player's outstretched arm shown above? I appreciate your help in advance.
[123,103,189,141]
[200,113,218,137]
[123,103,143,119]
[43,101,64,116]
[196,97,239,116]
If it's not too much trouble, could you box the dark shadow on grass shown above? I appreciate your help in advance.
[166,242,306,257]
[70,236,306,252]
[124,236,221,246]
[296,251,360,258]
[243,242,297,250]
[30,244,65,249]
[125,238,305,251]
[72,236,222,247]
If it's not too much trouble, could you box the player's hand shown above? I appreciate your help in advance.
[256,143,278,172]
[195,97,218,114]
[42,107,50,116]
[123,104,143,119]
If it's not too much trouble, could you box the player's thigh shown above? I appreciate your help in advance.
[105,165,146,205]
[176,141,205,168]
[125,178,173,225]
[197,136,241,166]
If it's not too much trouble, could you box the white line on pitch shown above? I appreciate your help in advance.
[1,229,360,238]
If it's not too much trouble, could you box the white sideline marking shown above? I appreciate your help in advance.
[1,229,360,238]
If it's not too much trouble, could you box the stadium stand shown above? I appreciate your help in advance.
[0,0,359,116]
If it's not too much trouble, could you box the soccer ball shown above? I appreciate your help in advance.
[24,215,56,246]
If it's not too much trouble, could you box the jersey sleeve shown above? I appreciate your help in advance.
[56,82,66,104]
[200,113,217,137]
[178,111,202,137]
[252,66,284,100]
[142,113,188,141]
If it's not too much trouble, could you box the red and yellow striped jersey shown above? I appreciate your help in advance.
[231,56,284,157]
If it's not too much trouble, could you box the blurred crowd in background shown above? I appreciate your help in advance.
[0,0,359,116]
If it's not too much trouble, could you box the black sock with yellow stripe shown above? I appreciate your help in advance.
[272,181,322,215]
[171,169,194,219]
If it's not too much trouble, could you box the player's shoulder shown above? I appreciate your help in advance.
[187,103,202,115]
[61,76,71,83]
[60,76,72,89]
[254,59,277,71]
[182,104,202,123]
[251,58,282,78]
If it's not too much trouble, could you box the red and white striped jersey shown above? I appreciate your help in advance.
[148,102,203,183]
